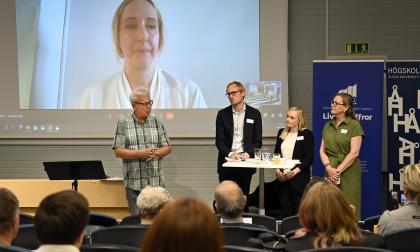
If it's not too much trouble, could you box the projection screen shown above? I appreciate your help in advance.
[0,0,288,138]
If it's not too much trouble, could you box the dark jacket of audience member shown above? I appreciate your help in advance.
[34,190,89,252]
[285,183,384,251]
[0,188,19,246]
[140,197,224,252]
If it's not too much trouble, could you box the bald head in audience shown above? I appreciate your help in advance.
[0,188,19,246]
[214,180,247,221]
[136,186,173,224]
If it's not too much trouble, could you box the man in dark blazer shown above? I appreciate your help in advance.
[215,81,262,196]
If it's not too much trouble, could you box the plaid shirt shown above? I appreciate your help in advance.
[112,114,170,190]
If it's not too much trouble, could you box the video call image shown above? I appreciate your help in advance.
[1,0,288,138]
[14,0,280,109]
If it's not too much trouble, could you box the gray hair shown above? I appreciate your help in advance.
[129,88,151,104]
[214,181,246,219]
[136,186,173,220]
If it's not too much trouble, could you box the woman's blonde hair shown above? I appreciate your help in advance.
[112,0,164,58]
[279,106,307,140]
[403,164,420,205]
[299,182,361,248]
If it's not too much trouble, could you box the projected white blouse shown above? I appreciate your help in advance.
[76,68,207,109]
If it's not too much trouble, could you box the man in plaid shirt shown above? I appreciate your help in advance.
[113,88,171,215]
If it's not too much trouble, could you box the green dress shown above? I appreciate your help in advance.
[322,116,365,219]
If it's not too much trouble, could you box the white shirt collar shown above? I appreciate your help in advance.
[232,103,246,115]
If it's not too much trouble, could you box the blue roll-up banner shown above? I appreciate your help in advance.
[313,60,384,219]
[386,61,420,194]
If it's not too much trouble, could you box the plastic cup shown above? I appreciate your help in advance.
[273,153,281,165]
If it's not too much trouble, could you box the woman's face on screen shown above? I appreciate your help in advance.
[119,0,160,70]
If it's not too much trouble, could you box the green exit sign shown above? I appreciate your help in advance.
[345,43,369,54]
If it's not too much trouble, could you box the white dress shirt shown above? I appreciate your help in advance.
[230,104,246,155]
[281,131,297,160]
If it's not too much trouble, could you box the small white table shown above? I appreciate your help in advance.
[222,158,300,215]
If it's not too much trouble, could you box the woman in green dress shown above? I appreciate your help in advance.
[319,93,364,218]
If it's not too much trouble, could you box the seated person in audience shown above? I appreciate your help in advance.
[378,164,420,236]
[214,180,266,229]
[34,190,89,252]
[140,197,224,252]
[136,186,173,225]
[0,188,19,246]
[285,182,384,251]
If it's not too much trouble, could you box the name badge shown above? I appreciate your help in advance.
[246,118,254,124]
[296,136,304,141]
[340,129,348,134]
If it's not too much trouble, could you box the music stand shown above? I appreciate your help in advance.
[43,160,107,191]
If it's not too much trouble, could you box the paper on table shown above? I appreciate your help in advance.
[104,177,123,181]
[225,157,242,162]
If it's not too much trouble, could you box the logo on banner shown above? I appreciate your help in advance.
[339,84,358,104]
[322,84,372,121]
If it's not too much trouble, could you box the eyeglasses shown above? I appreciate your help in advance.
[226,90,241,97]
[331,100,345,107]
[134,100,154,107]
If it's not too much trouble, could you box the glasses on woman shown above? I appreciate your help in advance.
[331,100,345,107]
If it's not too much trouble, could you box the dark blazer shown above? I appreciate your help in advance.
[274,128,314,180]
[216,104,262,174]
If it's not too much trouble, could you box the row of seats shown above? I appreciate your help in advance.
[15,212,419,252]
[12,220,420,251]
[18,211,325,235]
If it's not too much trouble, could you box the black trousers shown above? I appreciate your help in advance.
[248,176,309,219]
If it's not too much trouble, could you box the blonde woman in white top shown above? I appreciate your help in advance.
[248,106,314,219]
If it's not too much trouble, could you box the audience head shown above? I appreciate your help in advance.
[0,188,19,245]
[299,182,361,248]
[302,176,331,198]
[136,186,173,224]
[140,197,224,252]
[35,190,89,247]
[214,180,246,219]
[403,164,420,205]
